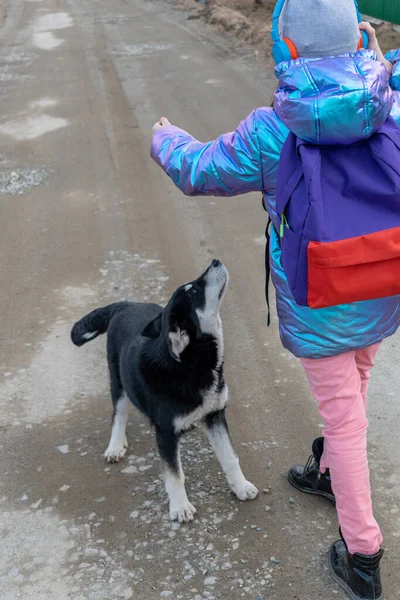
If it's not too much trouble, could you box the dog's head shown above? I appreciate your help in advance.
[141,259,229,362]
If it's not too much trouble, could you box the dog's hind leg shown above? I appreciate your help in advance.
[104,357,130,463]
[156,428,197,523]
[203,410,259,501]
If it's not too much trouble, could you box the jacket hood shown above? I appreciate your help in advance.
[274,50,393,145]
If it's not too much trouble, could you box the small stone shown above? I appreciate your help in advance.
[250,525,257,529]
[57,445,70,454]
[232,542,239,550]
[204,576,217,586]
[130,511,139,519]
[271,557,280,564]
[263,488,270,494]
[264,505,272,512]
[289,497,296,504]
[121,466,138,474]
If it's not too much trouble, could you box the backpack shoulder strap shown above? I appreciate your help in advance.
[276,133,320,220]
[276,133,304,217]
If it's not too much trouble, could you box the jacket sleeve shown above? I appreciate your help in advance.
[386,50,400,124]
[386,49,400,90]
[150,111,263,197]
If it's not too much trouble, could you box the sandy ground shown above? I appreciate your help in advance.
[0,1,399,599]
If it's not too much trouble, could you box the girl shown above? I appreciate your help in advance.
[150,1,400,598]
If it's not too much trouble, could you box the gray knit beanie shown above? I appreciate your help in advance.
[280,0,361,58]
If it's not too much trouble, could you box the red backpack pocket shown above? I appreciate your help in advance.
[307,226,400,308]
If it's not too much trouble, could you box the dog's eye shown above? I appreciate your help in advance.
[184,283,197,294]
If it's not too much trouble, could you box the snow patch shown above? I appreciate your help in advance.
[0,114,68,141]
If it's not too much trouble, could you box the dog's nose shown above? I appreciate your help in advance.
[211,259,221,268]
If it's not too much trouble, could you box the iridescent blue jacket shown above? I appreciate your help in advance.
[151,50,400,358]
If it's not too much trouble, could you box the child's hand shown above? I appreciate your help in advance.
[152,117,171,133]
[359,22,393,75]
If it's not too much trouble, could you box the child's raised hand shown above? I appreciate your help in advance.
[152,117,171,133]
[359,22,393,75]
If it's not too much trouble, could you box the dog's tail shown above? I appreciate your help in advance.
[71,303,124,347]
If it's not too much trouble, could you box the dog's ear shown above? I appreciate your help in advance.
[141,312,162,338]
[168,327,190,362]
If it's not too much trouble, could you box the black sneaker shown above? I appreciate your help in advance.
[288,437,336,505]
[329,538,384,600]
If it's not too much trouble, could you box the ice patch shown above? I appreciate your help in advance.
[0,115,68,140]
[0,323,108,427]
[0,510,76,599]
[111,43,172,58]
[0,52,38,65]
[34,12,73,31]
[32,12,73,51]
[0,251,169,427]
[30,97,58,109]
[0,509,137,599]
[0,72,28,82]
[34,31,64,51]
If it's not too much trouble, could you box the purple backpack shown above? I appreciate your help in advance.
[276,116,400,309]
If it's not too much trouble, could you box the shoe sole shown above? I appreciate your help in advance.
[328,547,384,600]
[287,471,336,506]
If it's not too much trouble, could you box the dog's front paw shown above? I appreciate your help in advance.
[170,501,197,523]
[104,438,128,463]
[231,480,259,501]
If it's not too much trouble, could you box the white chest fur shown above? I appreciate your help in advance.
[173,380,228,433]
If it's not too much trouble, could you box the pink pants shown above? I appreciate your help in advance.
[301,344,383,556]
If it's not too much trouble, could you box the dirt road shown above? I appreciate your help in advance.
[0,1,399,599]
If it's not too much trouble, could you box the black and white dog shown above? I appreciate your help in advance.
[71,260,258,522]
